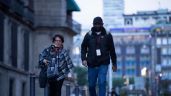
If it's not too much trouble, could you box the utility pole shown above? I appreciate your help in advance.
[151,32,157,96]
[108,62,113,96]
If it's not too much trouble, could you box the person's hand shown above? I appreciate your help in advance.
[43,59,49,66]
[112,65,117,72]
[82,60,88,67]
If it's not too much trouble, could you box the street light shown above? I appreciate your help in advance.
[141,67,147,77]
[141,67,150,95]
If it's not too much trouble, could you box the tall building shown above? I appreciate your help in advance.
[0,0,81,96]
[120,9,171,77]
[151,22,171,95]
[111,30,151,77]
[109,9,171,77]
[103,0,124,28]
[110,9,171,95]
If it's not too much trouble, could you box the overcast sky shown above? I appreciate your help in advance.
[73,0,171,29]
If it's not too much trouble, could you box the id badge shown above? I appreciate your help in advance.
[96,49,101,56]
[50,67,54,71]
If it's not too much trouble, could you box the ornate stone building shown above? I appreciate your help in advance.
[0,0,80,96]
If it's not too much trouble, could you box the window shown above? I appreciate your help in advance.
[126,46,135,54]
[162,72,171,80]
[0,13,4,62]
[125,56,136,69]
[11,22,18,67]
[162,38,167,45]
[168,48,171,55]
[169,16,171,22]
[124,18,133,25]
[135,17,139,20]
[161,47,167,55]
[21,82,26,96]
[117,58,122,68]
[162,58,168,66]
[156,38,162,45]
[24,31,29,71]
[141,46,150,54]
[152,16,159,20]
[169,59,171,66]
[142,16,148,20]
[140,56,150,68]
[115,47,121,54]
[168,37,171,45]
[9,78,14,96]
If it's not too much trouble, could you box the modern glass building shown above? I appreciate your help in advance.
[103,0,124,28]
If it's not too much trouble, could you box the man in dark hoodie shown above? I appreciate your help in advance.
[81,16,117,96]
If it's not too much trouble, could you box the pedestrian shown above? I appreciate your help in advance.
[81,16,117,96]
[39,34,73,96]
[111,88,119,96]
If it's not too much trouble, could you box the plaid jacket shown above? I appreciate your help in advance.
[39,46,73,81]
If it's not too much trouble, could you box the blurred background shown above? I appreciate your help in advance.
[0,0,171,96]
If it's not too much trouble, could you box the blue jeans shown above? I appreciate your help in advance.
[88,64,108,96]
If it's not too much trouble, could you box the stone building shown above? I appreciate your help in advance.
[0,0,80,96]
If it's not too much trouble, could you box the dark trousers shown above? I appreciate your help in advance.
[48,78,64,96]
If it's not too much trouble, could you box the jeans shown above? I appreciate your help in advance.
[88,64,108,96]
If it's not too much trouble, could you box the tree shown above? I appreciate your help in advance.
[112,77,125,88]
[73,66,87,86]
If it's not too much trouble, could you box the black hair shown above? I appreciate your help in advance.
[52,34,64,43]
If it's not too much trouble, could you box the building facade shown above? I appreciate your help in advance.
[110,9,171,95]
[111,30,151,77]
[123,9,171,28]
[0,0,81,96]
[111,9,171,77]
[151,23,171,95]
[103,0,124,28]
[0,0,34,96]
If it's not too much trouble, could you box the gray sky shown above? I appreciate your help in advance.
[73,0,171,29]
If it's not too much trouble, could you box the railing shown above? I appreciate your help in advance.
[30,74,87,96]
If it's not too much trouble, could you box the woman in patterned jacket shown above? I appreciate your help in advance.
[39,34,73,96]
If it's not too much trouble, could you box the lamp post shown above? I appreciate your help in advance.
[105,24,113,96]
[150,27,157,96]
[141,67,150,95]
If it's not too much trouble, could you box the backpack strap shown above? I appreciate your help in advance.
[106,31,109,35]
[88,31,92,35]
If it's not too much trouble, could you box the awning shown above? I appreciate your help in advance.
[67,0,80,11]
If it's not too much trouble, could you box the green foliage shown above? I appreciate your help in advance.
[73,66,88,86]
[112,77,134,88]
[120,89,127,96]
[112,77,125,88]
[129,77,134,84]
